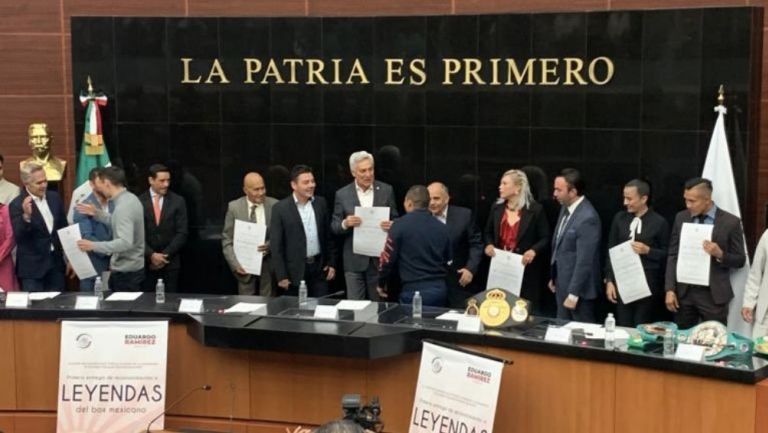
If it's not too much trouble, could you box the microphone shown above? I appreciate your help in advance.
[317,290,345,299]
[145,384,212,433]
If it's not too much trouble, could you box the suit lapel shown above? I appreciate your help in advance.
[372,182,382,207]
[517,206,533,241]
[264,198,273,226]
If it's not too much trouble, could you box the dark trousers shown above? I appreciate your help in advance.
[615,295,656,327]
[283,259,329,298]
[556,295,596,323]
[21,267,65,291]
[400,280,447,307]
[110,269,145,291]
[675,285,729,330]
[143,267,180,293]
[345,259,380,301]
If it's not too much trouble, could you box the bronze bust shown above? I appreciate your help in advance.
[20,123,66,181]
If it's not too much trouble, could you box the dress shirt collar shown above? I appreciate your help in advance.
[355,181,374,194]
[566,195,585,216]
[293,193,314,206]
[26,189,45,202]
[246,198,262,208]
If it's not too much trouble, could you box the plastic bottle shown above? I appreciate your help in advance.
[412,291,422,320]
[298,280,308,308]
[155,278,166,304]
[94,276,104,302]
[604,312,616,349]
[663,328,675,357]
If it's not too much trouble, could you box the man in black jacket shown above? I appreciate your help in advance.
[427,182,482,308]
[270,165,337,297]
[377,185,452,306]
[139,164,188,292]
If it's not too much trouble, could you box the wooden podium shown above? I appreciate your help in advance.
[0,320,766,433]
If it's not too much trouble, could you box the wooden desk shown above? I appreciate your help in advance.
[0,320,765,433]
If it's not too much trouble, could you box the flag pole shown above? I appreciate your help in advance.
[717,84,725,106]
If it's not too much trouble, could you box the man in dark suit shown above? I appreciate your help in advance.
[332,151,398,301]
[9,162,68,290]
[377,185,452,306]
[270,165,337,297]
[222,172,278,296]
[427,182,482,308]
[549,168,601,322]
[665,177,745,328]
[139,164,188,292]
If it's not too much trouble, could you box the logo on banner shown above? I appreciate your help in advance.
[431,357,443,374]
[76,334,93,349]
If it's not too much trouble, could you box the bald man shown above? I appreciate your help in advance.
[427,182,483,308]
[222,172,278,296]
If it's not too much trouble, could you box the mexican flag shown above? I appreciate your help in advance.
[75,91,111,187]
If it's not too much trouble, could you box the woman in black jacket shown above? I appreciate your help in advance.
[484,169,551,312]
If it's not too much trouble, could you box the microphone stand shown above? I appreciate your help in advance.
[145,384,212,433]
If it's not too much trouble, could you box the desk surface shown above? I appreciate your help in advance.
[1,291,766,384]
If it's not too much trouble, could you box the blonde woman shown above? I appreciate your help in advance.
[484,169,550,308]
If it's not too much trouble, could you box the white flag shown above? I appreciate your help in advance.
[701,104,751,335]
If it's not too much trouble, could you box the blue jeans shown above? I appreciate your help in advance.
[399,280,447,307]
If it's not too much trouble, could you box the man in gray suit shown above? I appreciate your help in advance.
[665,177,745,328]
[332,151,398,300]
[549,168,602,322]
[222,172,278,296]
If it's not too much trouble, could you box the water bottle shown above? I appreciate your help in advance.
[412,291,422,320]
[604,313,616,349]
[663,328,675,357]
[94,277,104,302]
[298,280,308,308]
[155,278,165,304]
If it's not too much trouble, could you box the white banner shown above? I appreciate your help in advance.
[57,320,169,433]
[410,342,504,433]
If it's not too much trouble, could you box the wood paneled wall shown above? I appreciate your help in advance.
[0,0,765,238]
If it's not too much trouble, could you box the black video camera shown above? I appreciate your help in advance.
[341,394,382,432]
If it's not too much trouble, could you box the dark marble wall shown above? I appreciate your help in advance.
[71,8,761,293]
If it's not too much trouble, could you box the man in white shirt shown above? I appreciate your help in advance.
[331,151,398,300]
[8,163,68,290]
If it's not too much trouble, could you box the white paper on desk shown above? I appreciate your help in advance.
[335,300,372,310]
[234,220,267,276]
[677,223,713,286]
[57,224,97,279]
[29,291,60,301]
[609,240,651,304]
[352,206,390,257]
[436,311,467,322]
[563,321,603,331]
[485,249,524,296]
[223,302,267,314]
[106,292,142,301]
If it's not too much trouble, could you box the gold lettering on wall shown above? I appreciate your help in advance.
[181,58,202,83]
[180,56,616,86]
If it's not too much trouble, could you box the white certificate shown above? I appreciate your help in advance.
[485,248,524,296]
[57,224,97,280]
[352,206,390,257]
[677,223,713,286]
[234,220,267,276]
[608,240,651,304]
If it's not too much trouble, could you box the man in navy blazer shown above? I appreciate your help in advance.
[9,162,68,290]
[428,182,483,308]
[332,151,398,301]
[270,165,337,297]
[549,168,602,322]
